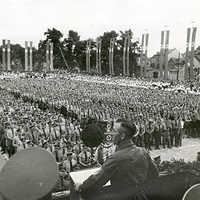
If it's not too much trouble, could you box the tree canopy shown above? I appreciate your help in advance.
[1,27,141,75]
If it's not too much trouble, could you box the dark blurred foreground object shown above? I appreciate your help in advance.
[182,183,200,200]
[0,148,58,200]
[81,123,105,148]
[51,170,200,200]
[80,171,200,200]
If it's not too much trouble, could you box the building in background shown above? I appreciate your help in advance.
[149,48,185,81]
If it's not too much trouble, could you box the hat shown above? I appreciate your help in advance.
[0,148,58,200]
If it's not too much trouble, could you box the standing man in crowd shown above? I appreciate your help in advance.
[75,119,158,200]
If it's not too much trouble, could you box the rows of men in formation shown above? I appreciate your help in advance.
[0,88,114,166]
[0,87,116,191]
[0,72,200,171]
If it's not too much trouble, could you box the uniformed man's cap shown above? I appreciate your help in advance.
[0,148,58,200]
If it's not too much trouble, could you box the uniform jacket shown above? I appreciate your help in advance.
[80,140,158,193]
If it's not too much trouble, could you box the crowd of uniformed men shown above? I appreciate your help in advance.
[0,72,200,190]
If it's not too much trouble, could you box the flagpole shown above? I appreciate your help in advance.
[159,31,165,80]
[185,27,191,80]
[127,34,130,76]
[123,37,127,76]
[144,33,149,78]
[99,39,102,74]
[164,30,170,80]
[140,34,145,77]
[190,26,197,80]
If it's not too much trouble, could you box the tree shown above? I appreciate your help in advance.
[10,44,24,71]
[33,43,44,72]
[37,28,68,70]
[36,28,140,75]
[99,31,118,74]
[117,29,140,76]
[68,30,80,43]
[73,40,87,71]
[44,28,63,44]
[97,29,140,76]
[63,30,81,69]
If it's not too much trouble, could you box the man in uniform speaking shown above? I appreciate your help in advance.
[75,119,159,200]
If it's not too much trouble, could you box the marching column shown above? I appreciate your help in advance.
[2,40,6,71]
[7,40,11,71]
[164,30,170,80]
[159,31,165,79]
[29,41,33,71]
[190,27,197,80]
[184,28,191,80]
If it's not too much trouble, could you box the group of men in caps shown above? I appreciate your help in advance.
[1,72,200,159]
[0,71,200,199]
[0,89,96,174]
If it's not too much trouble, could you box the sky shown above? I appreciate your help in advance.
[0,0,200,56]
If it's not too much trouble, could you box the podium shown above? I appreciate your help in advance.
[69,168,110,200]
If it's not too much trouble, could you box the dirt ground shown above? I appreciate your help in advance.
[150,138,200,162]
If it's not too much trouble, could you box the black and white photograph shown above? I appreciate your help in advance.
[0,0,200,199]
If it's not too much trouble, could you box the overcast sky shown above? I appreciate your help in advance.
[0,0,200,56]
